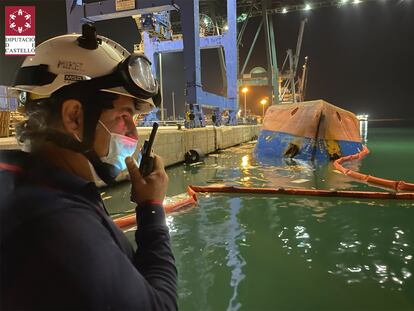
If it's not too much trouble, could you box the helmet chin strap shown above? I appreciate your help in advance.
[43,130,119,186]
[78,94,120,185]
[43,91,120,185]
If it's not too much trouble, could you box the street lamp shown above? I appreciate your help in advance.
[260,98,268,118]
[241,87,249,119]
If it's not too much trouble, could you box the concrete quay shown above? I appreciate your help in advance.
[136,125,260,166]
[0,137,19,150]
[0,125,261,167]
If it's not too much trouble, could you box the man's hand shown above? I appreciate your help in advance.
[125,155,169,205]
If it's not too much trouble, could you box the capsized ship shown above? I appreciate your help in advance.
[254,100,362,161]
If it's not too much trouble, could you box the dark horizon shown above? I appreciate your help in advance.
[1,0,413,121]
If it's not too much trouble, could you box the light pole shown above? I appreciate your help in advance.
[241,87,248,119]
[159,52,164,121]
[260,98,268,118]
[172,91,175,121]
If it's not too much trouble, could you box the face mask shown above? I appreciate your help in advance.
[99,120,138,172]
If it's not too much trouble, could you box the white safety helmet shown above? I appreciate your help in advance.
[12,24,159,114]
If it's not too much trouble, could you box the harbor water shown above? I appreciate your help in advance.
[104,125,414,310]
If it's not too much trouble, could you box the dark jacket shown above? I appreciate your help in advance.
[0,150,177,310]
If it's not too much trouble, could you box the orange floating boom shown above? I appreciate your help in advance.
[333,145,414,192]
[113,196,197,229]
[187,185,414,200]
[114,146,414,229]
[114,184,413,229]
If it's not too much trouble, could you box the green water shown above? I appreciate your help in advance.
[361,127,414,183]
[104,126,414,311]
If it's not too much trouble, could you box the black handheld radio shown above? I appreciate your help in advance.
[139,122,159,177]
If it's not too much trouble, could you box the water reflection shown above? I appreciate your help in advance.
[269,196,414,291]
[240,155,249,169]
[166,216,177,234]
[167,142,369,193]
[175,142,370,193]
[360,120,368,143]
[99,182,136,216]
[256,151,365,191]
[168,193,414,310]
[225,197,246,311]
[165,194,248,311]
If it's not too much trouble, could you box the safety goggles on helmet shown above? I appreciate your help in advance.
[84,53,158,99]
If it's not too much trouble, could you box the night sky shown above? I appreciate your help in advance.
[1,0,413,120]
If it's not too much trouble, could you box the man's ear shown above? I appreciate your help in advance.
[61,99,83,137]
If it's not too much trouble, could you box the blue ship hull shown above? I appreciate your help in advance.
[254,100,363,162]
[254,130,363,162]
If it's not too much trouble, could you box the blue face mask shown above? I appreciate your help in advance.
[99,121,139,172]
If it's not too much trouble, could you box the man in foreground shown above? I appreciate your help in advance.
[0,24,177,310]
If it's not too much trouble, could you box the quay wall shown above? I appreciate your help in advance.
[0,125,261,167]
[136,125,260,166]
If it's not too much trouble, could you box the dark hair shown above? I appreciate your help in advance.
[15,89,119,149]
